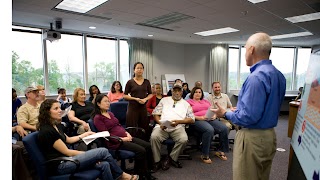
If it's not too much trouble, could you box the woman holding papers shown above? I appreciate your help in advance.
[186,87,229,164]
[93,94,156,180]
[37,99,139,180]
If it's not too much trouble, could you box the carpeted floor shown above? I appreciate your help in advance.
[147,115,291,180]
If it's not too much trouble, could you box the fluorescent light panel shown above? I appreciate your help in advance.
[247,0,268,4]
[270,32,313,40]
[194,27,239,36]
[55,0,108,13]
[285,12,320,23]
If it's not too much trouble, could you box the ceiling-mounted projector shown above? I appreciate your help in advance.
[43,30,61,42]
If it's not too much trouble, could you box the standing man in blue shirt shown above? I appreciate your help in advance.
[212,32,286,180]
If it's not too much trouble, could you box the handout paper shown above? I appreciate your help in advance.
[82,131,110,145]
[159,120,175,129]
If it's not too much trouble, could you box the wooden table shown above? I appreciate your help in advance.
[288,101,300,169]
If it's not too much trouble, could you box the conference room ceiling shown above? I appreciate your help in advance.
[12,0,320,46]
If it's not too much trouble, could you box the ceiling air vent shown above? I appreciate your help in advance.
[136,12,194,31]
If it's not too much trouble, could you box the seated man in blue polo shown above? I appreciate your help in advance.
[150,82,195,171]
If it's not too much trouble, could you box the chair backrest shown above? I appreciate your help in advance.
[109,101,129,127]
[88,119,98,132]
[23,132,102,180]
[22,131,49,179]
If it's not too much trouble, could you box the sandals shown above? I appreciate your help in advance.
[200,155,212,164]
[215,152,227,161]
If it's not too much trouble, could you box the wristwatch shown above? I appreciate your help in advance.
[223,112,227,120]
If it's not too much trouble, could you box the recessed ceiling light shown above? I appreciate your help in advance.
[89,26,96,29]
[247,0,268,4]
[194,27,239,37]
[148,35,153,37]
[285,12,320,23]
[270,32,313,40]
[55,0,109,13]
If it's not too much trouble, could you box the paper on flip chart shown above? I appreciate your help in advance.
[159,120,176,129]
[61,105,72,117]
[82,131,110,145]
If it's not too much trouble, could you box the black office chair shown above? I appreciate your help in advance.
[22,132,101,180]
[109,101,146,139]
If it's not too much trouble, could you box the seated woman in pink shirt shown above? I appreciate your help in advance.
[108,81,124,103]
[186,87,229,164]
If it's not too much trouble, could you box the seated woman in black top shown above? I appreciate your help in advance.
[68,88,94,134]
[38,99,138,180]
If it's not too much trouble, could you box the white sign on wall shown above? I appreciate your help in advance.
[162,74,186,95]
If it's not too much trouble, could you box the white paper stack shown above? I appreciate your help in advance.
[82,131,110,145]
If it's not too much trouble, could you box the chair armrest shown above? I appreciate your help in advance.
[45,157,80,178]
[105,136,124,149]
[125,127,146,134]
[105,136,125,160]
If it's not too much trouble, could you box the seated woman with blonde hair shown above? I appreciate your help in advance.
[68,88,94,134]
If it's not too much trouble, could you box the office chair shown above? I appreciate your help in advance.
[88,119,136,171]
[109,101,128,127]
[109,101,146,139]
[162,138,192,160]
[22,132,101,180]
[148,120,193,161]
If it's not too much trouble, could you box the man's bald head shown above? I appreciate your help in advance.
[245,32,272,66]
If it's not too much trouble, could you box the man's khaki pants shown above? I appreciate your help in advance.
[233,128,276,180]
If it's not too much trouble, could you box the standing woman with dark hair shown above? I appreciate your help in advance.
[124,62,153,140]
[88,85,101,104]
[108,81,124,103]
[37,99,138,180]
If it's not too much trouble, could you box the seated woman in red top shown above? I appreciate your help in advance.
[146,83,166,121]
[92,94,156,180]
[107,81,124,103]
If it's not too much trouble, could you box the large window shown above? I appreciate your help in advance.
[12,28,43,96]
[87,37,116,92]
[240,47,250,86]
[12,25,130,96]
[270,47,295,90]
[228,46,312,91]
[228,47,239,90]
[46,34,84,95]
[296,48,311,89]
[119,40,129,87]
